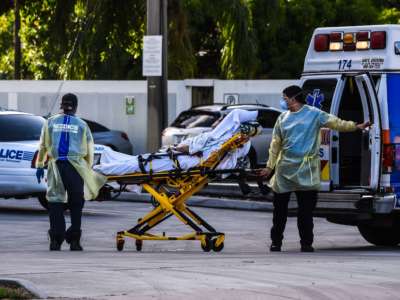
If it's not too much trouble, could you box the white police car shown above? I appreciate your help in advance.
[0,110,105,209]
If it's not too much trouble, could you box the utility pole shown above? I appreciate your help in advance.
[146,0,168,152]
[14,0,21,80]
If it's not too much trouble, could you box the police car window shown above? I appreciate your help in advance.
[171,111,220,128]
[257,110,281,128]
[0,115,44,141]
[302,79,337,113]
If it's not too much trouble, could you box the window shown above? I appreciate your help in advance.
[0,114,44,141]
[302,79,337,113]
[171,111,220,128]
[257,110,281,128]
[83,119,109,132]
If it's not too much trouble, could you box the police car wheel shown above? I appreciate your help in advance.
[37,194,49,210]
[358,224,400,246]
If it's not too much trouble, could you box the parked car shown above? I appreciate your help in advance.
[162,103,282,167]
[0,110,107,209]
[83,119,133,155]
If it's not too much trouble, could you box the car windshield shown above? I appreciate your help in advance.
[0,114,44,141]
[171,111,220,128]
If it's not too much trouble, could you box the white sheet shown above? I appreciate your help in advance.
[94,109,257,176]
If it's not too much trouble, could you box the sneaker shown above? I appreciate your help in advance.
[269,244,281,252]
[301,245,314,252]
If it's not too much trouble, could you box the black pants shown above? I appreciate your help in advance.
[270,190,317,247]
[48,161,84,238]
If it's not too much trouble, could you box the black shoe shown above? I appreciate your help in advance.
[48,230,63,251]
[270,244,281,252]
[68,231,83,251]
[301,245,314,252]
[50,240,62,251]
[70,240,83,251]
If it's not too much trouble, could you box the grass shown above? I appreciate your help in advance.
[0,285,33,299]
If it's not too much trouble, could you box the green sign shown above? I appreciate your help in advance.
[125,96,135,115]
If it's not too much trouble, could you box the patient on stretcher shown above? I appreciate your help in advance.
[93,109,258,176]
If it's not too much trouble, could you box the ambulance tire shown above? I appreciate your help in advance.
[358,224,400,246]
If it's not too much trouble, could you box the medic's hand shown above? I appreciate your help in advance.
[258,167,272,179]
[357,121,371,130]
[36,168,44,184]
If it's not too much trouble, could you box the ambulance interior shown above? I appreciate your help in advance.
[337,77,367,187]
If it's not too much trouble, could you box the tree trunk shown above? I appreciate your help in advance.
[14,0,21,80]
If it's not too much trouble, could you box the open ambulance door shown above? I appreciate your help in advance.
[330,73,381,191]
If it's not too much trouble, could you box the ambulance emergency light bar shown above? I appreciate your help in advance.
[314,31,386,52]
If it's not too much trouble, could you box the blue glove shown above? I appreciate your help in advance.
[36,168,44,183]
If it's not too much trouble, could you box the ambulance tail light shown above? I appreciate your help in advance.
[382,144,395,174]
[370,31,386,49]
[314,34,329,52]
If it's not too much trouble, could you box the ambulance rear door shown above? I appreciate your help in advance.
[301,74,344,191]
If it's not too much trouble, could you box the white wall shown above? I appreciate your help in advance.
[213,80,299,109]
[0,79,297,153]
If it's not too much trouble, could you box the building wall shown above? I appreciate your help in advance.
[0,79,297,154]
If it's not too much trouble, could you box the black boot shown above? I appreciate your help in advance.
[68,230,83,251]
[48,230,64,251]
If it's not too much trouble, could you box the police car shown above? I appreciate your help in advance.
[0,110,106,209]
[300,24,400,246]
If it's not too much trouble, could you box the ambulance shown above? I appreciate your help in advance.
[300,25,400,246]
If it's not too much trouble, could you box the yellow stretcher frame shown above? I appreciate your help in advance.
[106,130,254,252]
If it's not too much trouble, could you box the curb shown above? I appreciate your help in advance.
[113,192,274,212]
[0,278,47,299]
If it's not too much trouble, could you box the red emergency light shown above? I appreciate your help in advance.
[371,31,386,49]
[314,34,329,52]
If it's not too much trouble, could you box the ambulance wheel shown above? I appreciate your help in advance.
[201,237,212,252]
[358,224,400,246]
[37,194,48,210]
[116,239,125,251]
[135,239,143,251]
[212,239,224,252]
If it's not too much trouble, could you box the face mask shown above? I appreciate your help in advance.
[280,98,288,110]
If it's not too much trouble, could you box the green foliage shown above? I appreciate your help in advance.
[0,0,399,80]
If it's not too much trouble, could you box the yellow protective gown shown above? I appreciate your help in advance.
[36,114,107,203]
[266,105,358,193]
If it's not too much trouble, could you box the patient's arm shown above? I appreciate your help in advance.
[174,144,189,153]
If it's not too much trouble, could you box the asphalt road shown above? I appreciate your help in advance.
[1,198,400,300]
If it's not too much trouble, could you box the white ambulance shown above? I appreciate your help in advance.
[300,25,400,246]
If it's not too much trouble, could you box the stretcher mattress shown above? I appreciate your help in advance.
[93,109,257,176]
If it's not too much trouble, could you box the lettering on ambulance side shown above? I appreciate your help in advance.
[0,148,35,163]
[362,57,384,69]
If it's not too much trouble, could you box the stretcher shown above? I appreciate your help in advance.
[105,122,261,252]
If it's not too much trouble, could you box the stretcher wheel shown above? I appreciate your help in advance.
[116,239,125,251]
[201,237,212,252]
[212,239,224,252]
[135,239,143,251]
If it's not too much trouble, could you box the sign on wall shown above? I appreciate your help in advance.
[223,93,239,105]
[125,96,135,115]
